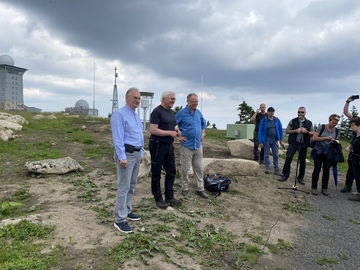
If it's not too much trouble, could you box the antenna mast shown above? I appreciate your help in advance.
[111,67,119,114]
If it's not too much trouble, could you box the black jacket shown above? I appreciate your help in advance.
[287,117,313,147]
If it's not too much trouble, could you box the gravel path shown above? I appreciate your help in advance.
[286,183,360,270]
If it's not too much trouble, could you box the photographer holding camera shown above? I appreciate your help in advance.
[341,95,359,194]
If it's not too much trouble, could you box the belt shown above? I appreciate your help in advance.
[133,148,141,152]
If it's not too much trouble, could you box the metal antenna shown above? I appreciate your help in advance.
[111,67,119,114]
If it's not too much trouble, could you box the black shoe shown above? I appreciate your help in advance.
[278,175,288,182]
[114,222,133,234]
[341,185,352,193]
[297,178,305,185]
[156,199,168,209]
[165,198,182,206]
[127,212,141,221]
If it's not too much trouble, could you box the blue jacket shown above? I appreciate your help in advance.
[258,116,283,144]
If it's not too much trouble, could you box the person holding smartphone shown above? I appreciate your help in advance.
[341,95,359,193]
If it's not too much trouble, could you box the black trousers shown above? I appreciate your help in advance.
[253,130,264,161]
[311,151,330,189]
[345,152,354,187]
[282,143,308,179]
[351,155,360,193]
[149,140,176,202]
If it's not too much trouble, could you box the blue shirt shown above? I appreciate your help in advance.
[110,105,144,160]
[176,106,207,150]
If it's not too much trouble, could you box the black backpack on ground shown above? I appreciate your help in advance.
[203,174,231,197]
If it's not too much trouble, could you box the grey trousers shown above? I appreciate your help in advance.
[114,151,141,223]
[179,145,204,192]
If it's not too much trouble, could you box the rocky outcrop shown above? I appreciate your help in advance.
[0,112,28,141]
[25,156,84,175]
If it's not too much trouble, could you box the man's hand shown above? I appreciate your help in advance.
[120,159,128,168]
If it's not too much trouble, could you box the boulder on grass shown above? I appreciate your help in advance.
[227,139,254,160]
[25,156,84,175]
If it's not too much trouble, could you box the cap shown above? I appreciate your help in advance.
[267,107,275,112]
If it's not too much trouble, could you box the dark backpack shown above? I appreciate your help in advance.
[310,124,339,148]
[203,174,231,197]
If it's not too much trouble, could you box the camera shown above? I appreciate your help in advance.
[351,95,359,100]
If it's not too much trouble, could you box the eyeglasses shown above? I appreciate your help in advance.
[298,111,305,114]
[167,97,176,101]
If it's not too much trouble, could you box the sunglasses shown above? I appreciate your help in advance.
[298,111,305,114]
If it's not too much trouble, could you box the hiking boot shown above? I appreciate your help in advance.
[114,222,133,234]
[311,188,318,196]
[321,189,329,196]
[341,185,352,193]
[274,170,281,176]
[127,212,141,221]
[348,193,360,201]
[278,175,288,182]
[156,199,168,209]
[265,170,270,174]
[195,190,209,199]
[182,190,192,198]
[297,178,305,185]
[165,198,182,206]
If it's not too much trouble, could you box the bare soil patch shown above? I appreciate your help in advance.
[1,119,328,269]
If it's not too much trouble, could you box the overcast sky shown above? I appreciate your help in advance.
[1,0,360,129]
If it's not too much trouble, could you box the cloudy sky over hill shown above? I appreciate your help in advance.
[1,0,360,129]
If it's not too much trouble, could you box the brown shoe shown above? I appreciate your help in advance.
[165,198,182,206]
[348,193,360,201]
[195,190,209,199]
[182,190,192,198]
[321,189,329,196]
[311,188,318,195]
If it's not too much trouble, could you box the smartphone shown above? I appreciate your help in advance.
[351,95,359,100]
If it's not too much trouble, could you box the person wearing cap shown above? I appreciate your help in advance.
[278,107,314,184]
[310,114,341,196]
[250,103,267,164]
[258,107,284,175]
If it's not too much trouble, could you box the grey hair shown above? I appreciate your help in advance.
[161,91,175,101]
[125,87,139,97]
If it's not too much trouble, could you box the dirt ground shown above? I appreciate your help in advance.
[1,120,334,269]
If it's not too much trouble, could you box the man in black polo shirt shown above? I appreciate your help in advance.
[149,91,182,209]
[279,107,314,184]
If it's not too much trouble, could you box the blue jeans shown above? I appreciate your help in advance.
[264,138,279,171]
[114,151,141,223]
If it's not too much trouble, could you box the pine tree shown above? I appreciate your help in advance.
[235,101,255,124]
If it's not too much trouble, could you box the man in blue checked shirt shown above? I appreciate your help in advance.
[176,93,209,199]
[111,87,144,234]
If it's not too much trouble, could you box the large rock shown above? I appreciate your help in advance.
[25,156,84,175]
[202,158,259,176]
[0,129,14,142]
[138,150,151,178]
[0,119,23,131]
[227,139,254,160]
[0,112,28,141]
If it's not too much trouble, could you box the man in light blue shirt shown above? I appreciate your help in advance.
[111,87,144,234]
[176,93,208,199]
